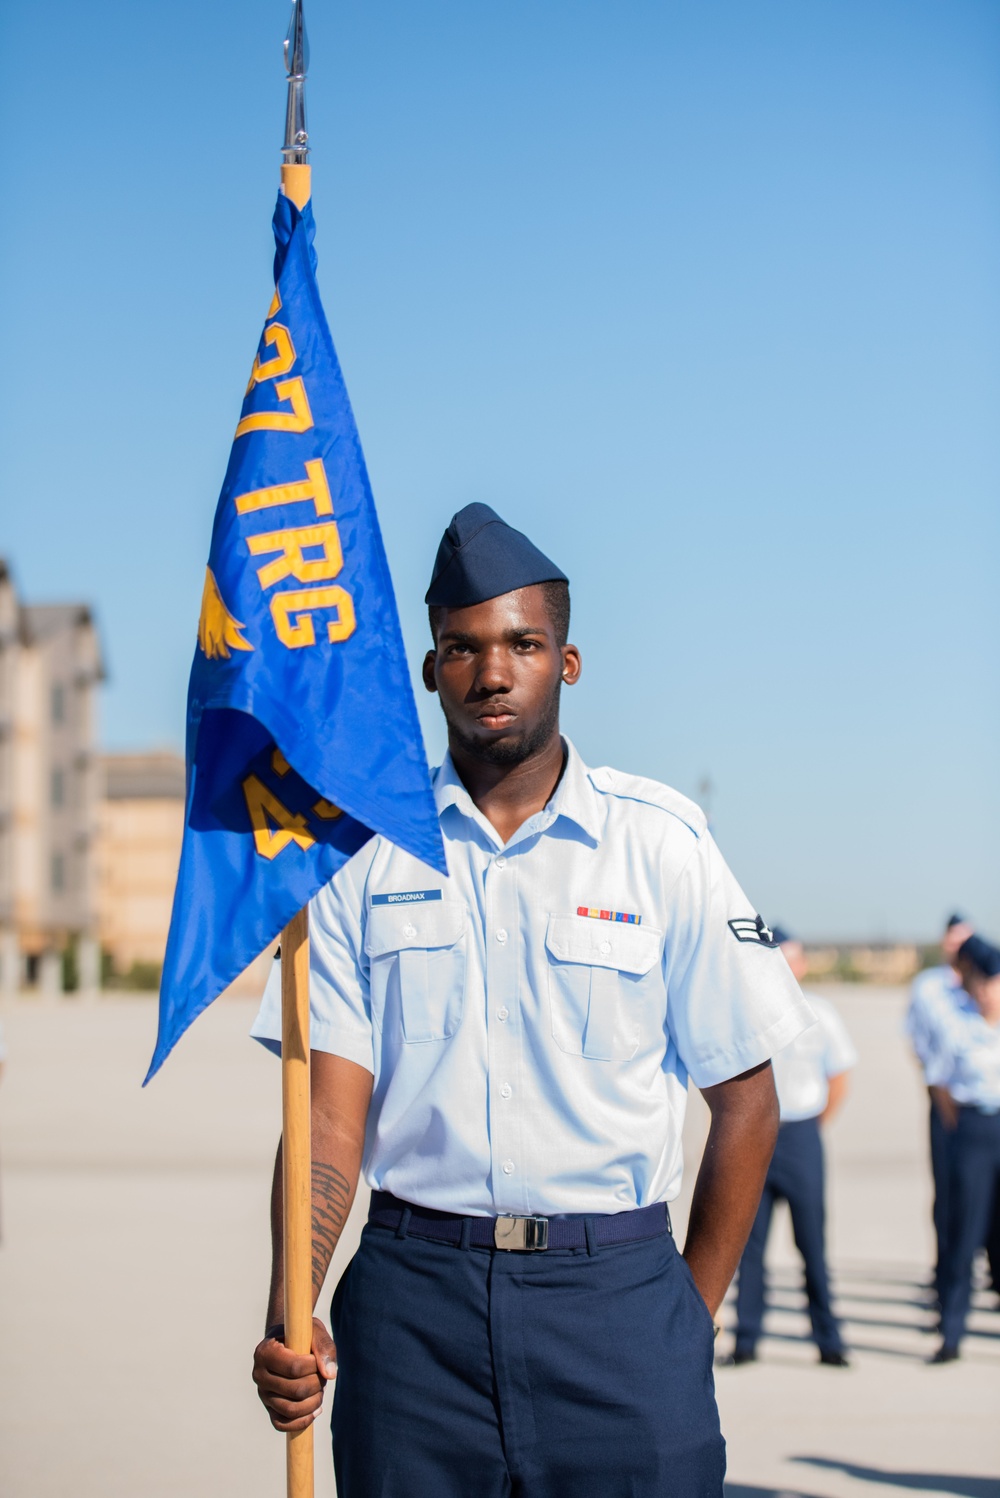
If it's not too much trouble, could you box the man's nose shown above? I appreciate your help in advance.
[475,647,512,693]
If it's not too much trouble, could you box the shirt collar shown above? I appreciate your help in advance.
[433,737,603,849]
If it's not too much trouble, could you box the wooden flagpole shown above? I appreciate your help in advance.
[281,901,313,1498]
[279,13,317,1492]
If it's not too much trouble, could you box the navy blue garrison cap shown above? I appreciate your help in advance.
[946,913,967,929]
[957,935,1000,980]
[771,926,793,947]
[425,503,568,608]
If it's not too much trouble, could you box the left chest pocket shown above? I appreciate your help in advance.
[365,903,467,1043]
[545,914,664,1061]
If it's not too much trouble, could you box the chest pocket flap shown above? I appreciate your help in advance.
[365,901,466,958]
[365,902,467,1044]
[545,914,662,975]
[545,914,663,1061]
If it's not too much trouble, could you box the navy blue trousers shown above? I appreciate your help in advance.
[734,1116,843,1356]
[939,1108,1000,1349]
[987,1187,1000,1295]
[929,1101,956,1301]
[329,1215,725,1497]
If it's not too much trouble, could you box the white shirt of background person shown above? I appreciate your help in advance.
[904,918,974,1078]
[771,939,857,1124]
[925,972,1000,1113]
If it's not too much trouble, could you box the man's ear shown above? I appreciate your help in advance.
[560,644,582,686]
[422,651,438,693]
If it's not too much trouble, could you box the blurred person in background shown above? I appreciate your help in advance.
[928,934,1000,1363]
[905,913,974,1305]
[723,928,856,1367]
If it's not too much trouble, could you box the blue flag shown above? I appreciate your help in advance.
[146,191,445,1082]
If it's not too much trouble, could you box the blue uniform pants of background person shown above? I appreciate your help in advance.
[929,1100,957,1301]
[987,1187,1000,1295]
[939,1107,1000,1350]
[733,1116,844,1357]
[329,1212,725,1497]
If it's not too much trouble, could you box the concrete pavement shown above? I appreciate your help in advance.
[0,985,996,1497]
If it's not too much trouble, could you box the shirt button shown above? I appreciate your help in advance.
[500,1083,512,1100]
[502,1159,515,1175]
[496,928,508,944]
[497,1007,509,1022]
[403,923,417,938]
[599,939,612,955]
[495,856,506,870]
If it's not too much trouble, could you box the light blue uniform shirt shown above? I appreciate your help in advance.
[253,740,813,1215]
[905,966,967,1078]
[924,993,1000,1111]
[771,992,857,1122]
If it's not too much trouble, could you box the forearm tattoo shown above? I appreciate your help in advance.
[311,1161,352,1294]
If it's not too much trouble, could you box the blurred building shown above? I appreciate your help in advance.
[96,752,185,981]
[804,943,922,984]
[0,561,105,993]
[0,564,280,999]
[95,750,274,995]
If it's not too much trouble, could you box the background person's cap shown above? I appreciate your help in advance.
[771,925,794,947]
[957,934,1000,979]
[425,502,568,608]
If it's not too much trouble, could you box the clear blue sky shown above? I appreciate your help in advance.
[1,0,997,940]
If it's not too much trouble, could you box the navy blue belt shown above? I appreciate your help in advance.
[368,1191,671,1252]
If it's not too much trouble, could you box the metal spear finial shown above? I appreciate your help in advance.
[282,0,310,165]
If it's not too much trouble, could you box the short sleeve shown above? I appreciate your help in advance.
[921,1000,968,1090]
[815,999,858,1076]
[923,1041,955,1090]
[250,853,374,1074]
[664,832,814,1089]
[904,972,940,1069]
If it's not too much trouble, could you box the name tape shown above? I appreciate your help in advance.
[371,889,443,906]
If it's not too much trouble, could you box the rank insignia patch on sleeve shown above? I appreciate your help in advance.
[728,915,779,947]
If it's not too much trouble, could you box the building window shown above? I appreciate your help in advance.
[51,767,65,807]
[51,683,65,724]
[51,853,65,892]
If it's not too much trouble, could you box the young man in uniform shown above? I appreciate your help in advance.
[251,504,813,1497]
[905,913,974,1304]
[928,934,1000,1363]
[725,927,856,1366]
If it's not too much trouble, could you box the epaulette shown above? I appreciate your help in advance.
[587,766,707,838]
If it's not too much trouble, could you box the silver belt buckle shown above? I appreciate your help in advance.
[494,1214,549,1251]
